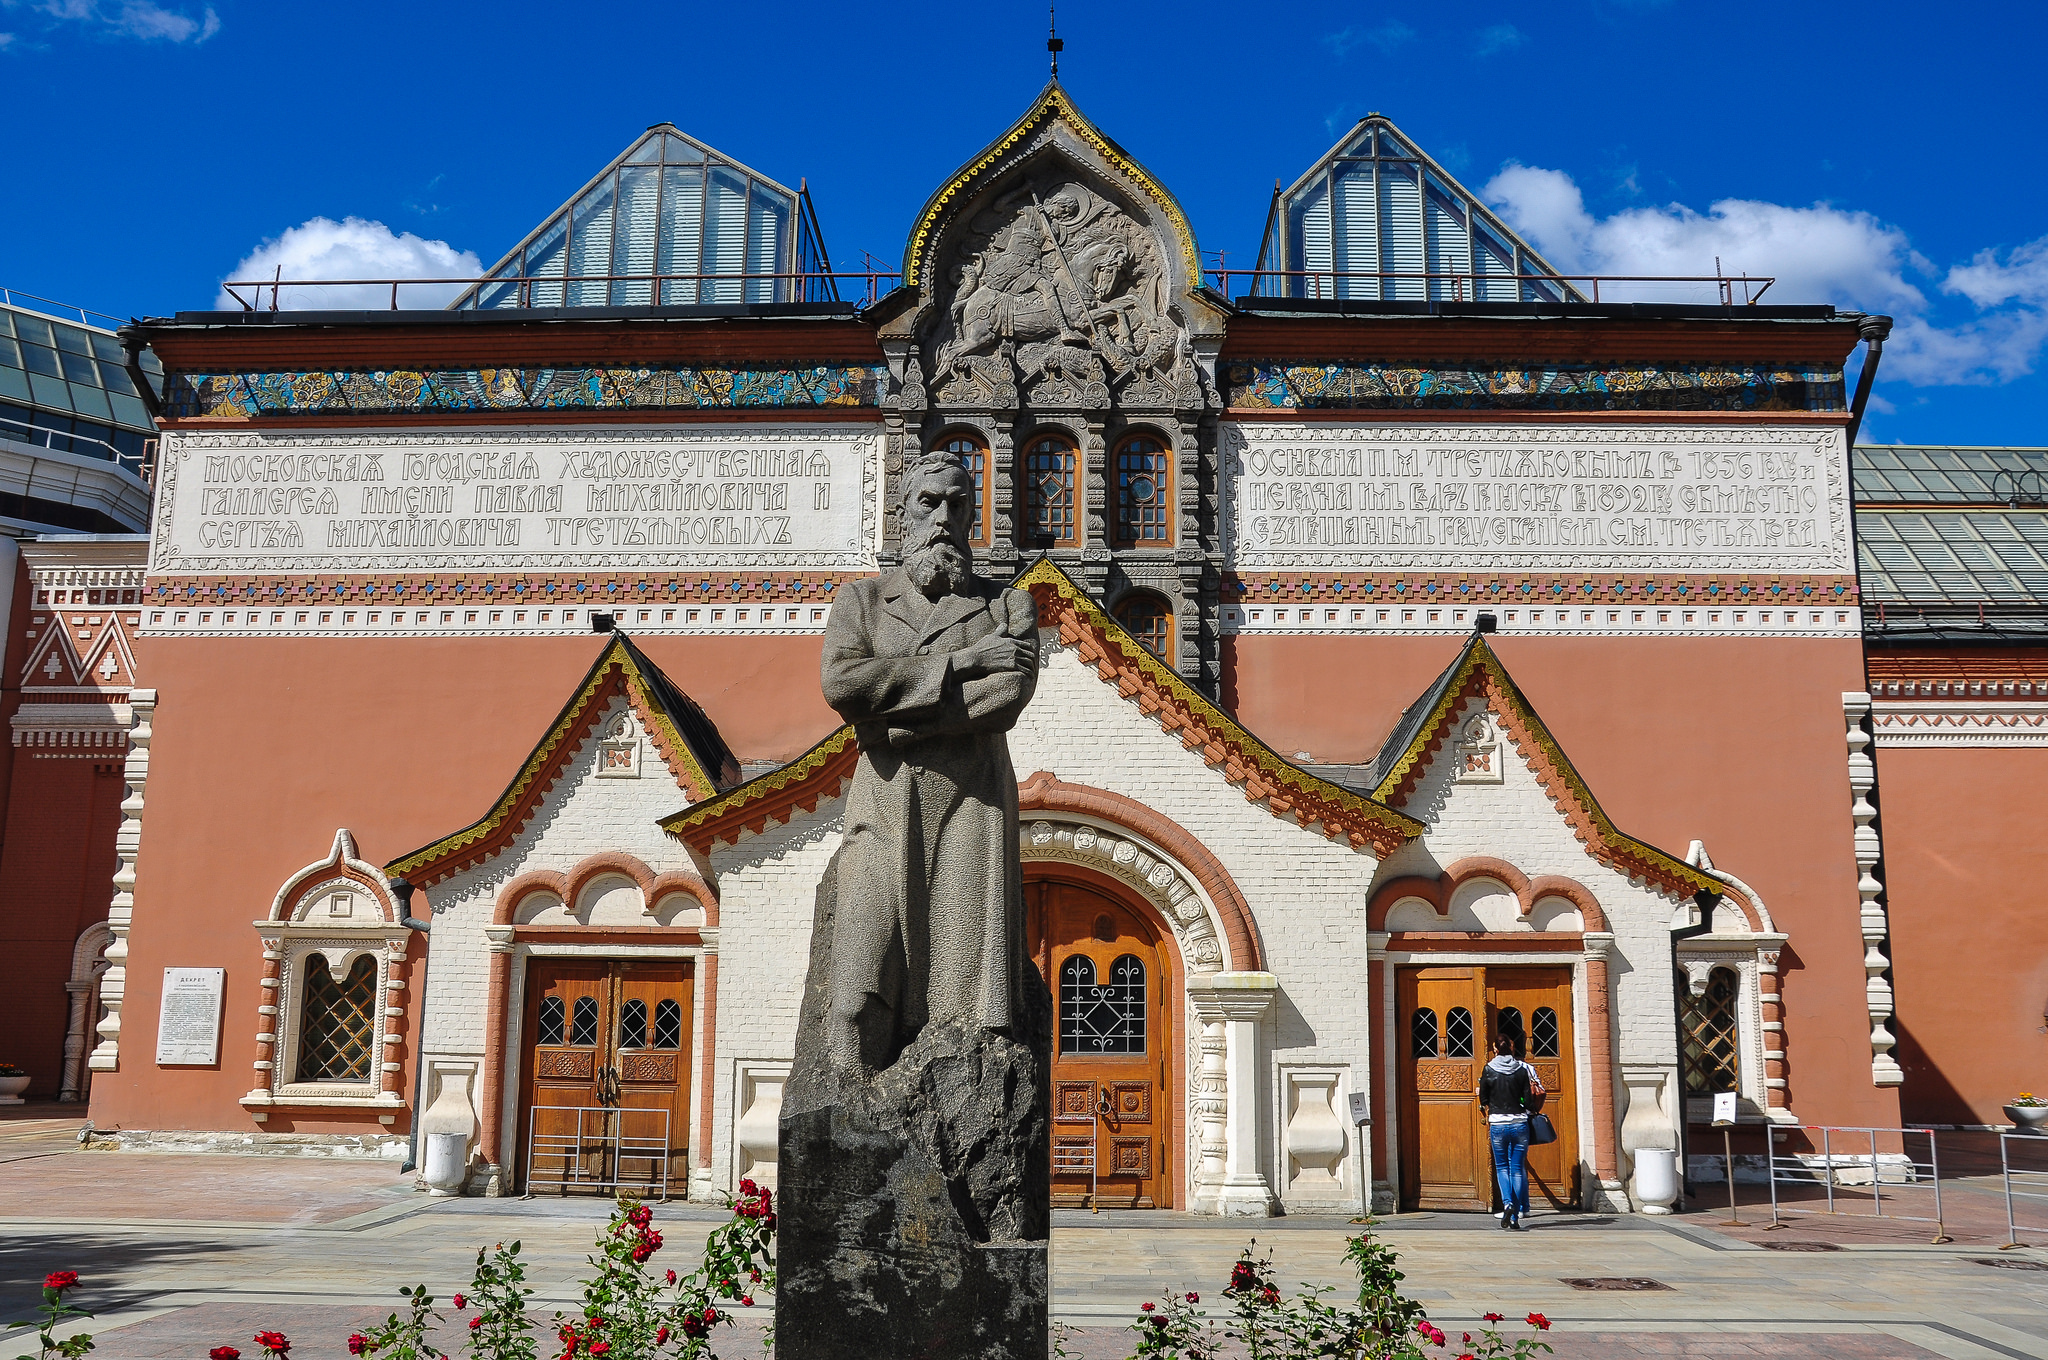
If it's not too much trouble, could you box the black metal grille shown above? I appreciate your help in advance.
[1059,954,1145,1054]
[1445,1006,1474,1058]
[538,995,565,1045]
[1532,1006,1560,1058]
[1679,968,1740,1095]
[619,998,648,1049]
[297,953,377,1081]
[570,995,600,1047]
[1410,1008,1437,1059]
[653,999,683,1049]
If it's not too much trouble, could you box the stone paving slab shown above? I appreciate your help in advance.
[0,1150,414,1225]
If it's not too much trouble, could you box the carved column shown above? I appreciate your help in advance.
[382,941,409,1104]
[1077,417,1110,597]
[1582,932,1622,1203]
[1844,693,1903,1086]
[1758,947,1794,1120]
[475,924,517,1194]
[246,935,284,1116]
[57,982,93,1102]
[1190,1007,1228,1212]
[990,415,1019,573]
[92,688,154,1074]
[1189,971,1278,1217]
[1366,932,1392,1211]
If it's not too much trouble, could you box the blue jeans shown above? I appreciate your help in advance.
[1490,1118,1531,1217]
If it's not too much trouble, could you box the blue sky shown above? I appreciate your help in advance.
[4,0,2043,446]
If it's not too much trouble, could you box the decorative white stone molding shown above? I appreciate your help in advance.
[1279,1066,1350,1208]
[1020,815,1227,973]
[1681,841,1796,1124]
[1189,972,1278,1217]
[1869,699,2048,747]
[90,688,153,1073]
[732,1060,791,1192]
[1619,1067,1680,1214]
[1844,693,1903,1086]
[59,922,114,1101]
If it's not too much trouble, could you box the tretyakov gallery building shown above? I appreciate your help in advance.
[40,85,2037,1217]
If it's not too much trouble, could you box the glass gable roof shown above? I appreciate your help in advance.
[0,300,161,472]
[1852,445,2048,504]
[1853,447,2048,611]
[1257,115,1580,303]
[453,125,817,310]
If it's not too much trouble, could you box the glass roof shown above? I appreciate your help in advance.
[1857,510,2048,607]
[1257,116,1580,303]
[0,300,160,471]
[453,125,810,310]
[1852,444,2048,504]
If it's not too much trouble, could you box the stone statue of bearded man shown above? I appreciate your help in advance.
[819,451,1041,1072]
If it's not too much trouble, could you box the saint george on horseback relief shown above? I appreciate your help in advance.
[929,179,1189,403]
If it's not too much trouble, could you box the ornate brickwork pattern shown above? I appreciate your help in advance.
[163,366,886,419]
[1224,362,1845,413]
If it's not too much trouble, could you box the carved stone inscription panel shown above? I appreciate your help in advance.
[1223,423,1852,573]
[152,425,882,575]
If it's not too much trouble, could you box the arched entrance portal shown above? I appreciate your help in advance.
[1025,871,1174,1209]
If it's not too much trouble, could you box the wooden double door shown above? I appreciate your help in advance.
[1397,965,1579,1212]
[1026,876,1173,1209]
[517,959,693,1194]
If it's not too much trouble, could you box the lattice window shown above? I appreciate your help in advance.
[296,953,377,1081]
[1679,968,1740,1096]
[1531,1006,1560,1059]
[1444,1006,1474,1058]
[1059,954,1146,1054]
[538,996,566,1045]
[1410,1008,1438,1060]
[652,999,683,1049]
[936,434,991,546]
[1113,593,1174,661]
[1115,435,1171,545]
[1496,1006,1524,1056]
[619,998,648,1049]
[570,996,600,1047]
[1025,435,1078,548]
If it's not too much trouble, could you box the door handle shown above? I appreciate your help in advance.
[598,1065,621,1107]
[1097,1087,1113,1119]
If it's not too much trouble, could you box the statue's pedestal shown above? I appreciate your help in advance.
[777,855,1051,1360]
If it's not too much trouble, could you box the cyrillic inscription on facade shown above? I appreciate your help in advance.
[1223,423,1850,572]
[151,426,881,574]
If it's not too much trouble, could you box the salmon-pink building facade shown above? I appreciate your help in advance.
[7,89,2037,1213]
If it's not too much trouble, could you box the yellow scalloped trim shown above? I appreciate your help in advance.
[658,725,857,840]
[1369,641,1719,897]
[904,86,1202,291]
[1014,559,1422,841]
[388,639,717,880]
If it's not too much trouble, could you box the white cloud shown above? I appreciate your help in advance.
[1482,162,2048,388]
[217,217,481,312]
[0,31,15,48]
[31,0,218,41]
[1475,23,1524,55]
[1323,20,1413,57]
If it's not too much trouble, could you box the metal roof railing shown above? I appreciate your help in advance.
[1,286,127,333]
[0,413,156,484]
[222,270,904,313]
[1213,269,1777,305]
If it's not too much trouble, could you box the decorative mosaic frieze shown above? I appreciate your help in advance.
[1223,362,1845,412]
[162,365,888,418]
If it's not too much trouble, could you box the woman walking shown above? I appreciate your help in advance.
[1479,1035,1533,1229]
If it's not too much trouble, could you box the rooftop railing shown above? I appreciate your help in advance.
[1,286,128,332]
[222,270,905,314]
[1210,268,1777,305]
[0,413,156,484]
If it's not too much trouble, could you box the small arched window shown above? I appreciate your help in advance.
[570,995,601,1047]
[538,996,566,1046]
[1444,1006,1475,1058]
[1496,1006,1524,1057]
[1113,593,1174,661]
[1024,433,1079,548]
[1059,953,1146,1054]
[1531,1006,1560,1059]
[619,998,648,1049]
[652,999,684,1049]
[1410,1008,1439,1060]
[1114,433,1171,546]
[1679,967,1740,1095]
[297,953,377,1081]
[933,433,991,546]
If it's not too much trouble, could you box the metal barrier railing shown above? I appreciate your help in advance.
[1766,1123,1951,1243]
[2000,1131,2048,1249]
[1053,1136,1098,1209]
[523,1105,674,1200]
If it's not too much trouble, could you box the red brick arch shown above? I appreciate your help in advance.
[1018,771,1264,972]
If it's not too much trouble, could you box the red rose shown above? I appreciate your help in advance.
[655,1328,669,1346]
[210,1349,241,1360]
[739,1178,757,1196]
[740,1295,754,1307]
[43,1271,80,1292]
[1185,1292,1199,1303]
[254,1331,290,1356]
[1141,1302,1155,1312]
[453,1294,467,1310]
[1526,1313,1551,1331]
[1229,1262,1257,1291]
[470,1317,484,1332]
[348,1335,369,1356]
[1483,1313,1503,1323]
[702,1307,717,1323]
[590,1344,609,1356]
[666,1270,677,1286]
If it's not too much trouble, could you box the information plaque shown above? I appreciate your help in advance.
[156,967,225,1065]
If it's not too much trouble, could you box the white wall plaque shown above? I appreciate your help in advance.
[1221,422,1851,573]
[156,967,224,1065]
[150,425,881,575]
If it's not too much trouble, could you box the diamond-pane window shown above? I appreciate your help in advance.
[570,995,600,1047]
[1026,436,1078,548]
[1497,1006,1524,1055]
[1114,593,1174,661]
[652,999,683,1049]
[297,953,377,1081]
[1679,969,1740,1096]
[619,998,648,1049]
[1410,1008,1438,1060]
[1115,435,1170,545]
[1531,1006,1560,1058]
[1059,954,1145,1054]
[538,995,566,1045]
[1444,1006,1474,1058]
[936,434,991,546]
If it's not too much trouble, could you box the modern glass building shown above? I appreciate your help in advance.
[452,124,834,310]
[0,292,160,534]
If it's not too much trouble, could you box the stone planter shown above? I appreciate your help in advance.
[2005,1104,2048,1134]
[0,1074,30,1105]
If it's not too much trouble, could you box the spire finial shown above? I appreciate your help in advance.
[1048,4,1063,79]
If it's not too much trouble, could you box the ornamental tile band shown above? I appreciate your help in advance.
[162,365,888,418]
[1223,362,1845,413]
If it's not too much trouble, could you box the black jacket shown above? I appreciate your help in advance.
[1478,1060,1531,1118]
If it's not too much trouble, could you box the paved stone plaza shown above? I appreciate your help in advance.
[4,1118,2047,1359]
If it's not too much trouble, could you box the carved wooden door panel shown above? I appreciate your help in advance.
[518,959,694,1193]
[1487,966,1579,1210]
[1026,877,1171,1209]
[1397,967,1488,1210]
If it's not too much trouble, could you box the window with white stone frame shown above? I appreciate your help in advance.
[1678,843,1794,1124]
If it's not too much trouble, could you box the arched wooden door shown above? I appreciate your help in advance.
[1025,874,1173,1209]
